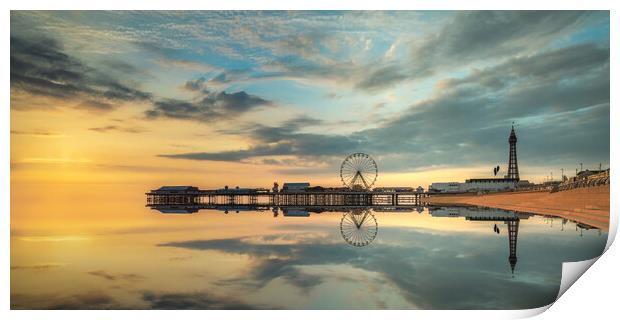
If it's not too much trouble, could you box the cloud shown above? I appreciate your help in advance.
[141,290,256,309]
[87,270,146,282]
[11,288,255,310]
[10,130,66,138]
[146,88,273,123]
[11,32,274,125]
[100,59,150,78]
[414,11,585,64]
[155,57,215,72]
[159,235,340,293]
[11,291,118,310]
[355,11,599,91]
[175,11,602,93]
[11,263,65,271]
[12,11,606,96]
[158,118,360,162]
[159,42,609,173]
[10,35,152,111]
[215,258,324,294]
[355,64,408,91]
[88,125,146,133]
[184,77,208,92]
[169,256,193,261]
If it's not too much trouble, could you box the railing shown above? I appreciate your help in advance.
[556,169,610,191]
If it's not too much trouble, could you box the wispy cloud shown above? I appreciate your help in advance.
[11,263,66,271]
[10,35,152,111]
[10,130,67,138]
[11,290,119,310]
[88,125,146,133]
[141,290,257,309]
[87,270,146,282]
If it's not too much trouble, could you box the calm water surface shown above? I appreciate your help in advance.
[11,201,607,310]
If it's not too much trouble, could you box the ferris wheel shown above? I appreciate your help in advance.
[340,153,378,190]
[340,210,378,247]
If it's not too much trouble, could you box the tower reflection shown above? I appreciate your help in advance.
[506,220,519,275]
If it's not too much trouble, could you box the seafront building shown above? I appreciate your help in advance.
[282,182,311,192]
[429,126,532,193]
[429,178,525,194]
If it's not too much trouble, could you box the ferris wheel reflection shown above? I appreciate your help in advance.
[340,209,378,247]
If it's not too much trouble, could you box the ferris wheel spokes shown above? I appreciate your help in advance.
[340,153,378,190]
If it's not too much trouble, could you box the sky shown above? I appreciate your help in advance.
[10,11,610,189]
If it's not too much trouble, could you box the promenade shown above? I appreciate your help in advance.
[426,185,610,229]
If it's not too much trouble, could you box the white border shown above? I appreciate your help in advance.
[2,1,618,319]
[2,0,619,10]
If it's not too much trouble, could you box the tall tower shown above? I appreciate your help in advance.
[507,125,520,181]
[506,219,520,275]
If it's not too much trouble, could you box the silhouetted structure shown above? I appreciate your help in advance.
[147,186,425,208]
[506,219,519,275]
[507,125,520,181]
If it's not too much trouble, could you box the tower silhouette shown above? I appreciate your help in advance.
[507,125,520,181]
[506,219,520,275]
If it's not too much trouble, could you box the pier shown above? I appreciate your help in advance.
[146,153,430,211]
[146,186,428,212]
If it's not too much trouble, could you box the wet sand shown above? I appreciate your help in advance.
[426,185,610,230]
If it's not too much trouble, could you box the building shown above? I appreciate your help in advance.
[216,186,268,193]
[373,187,414,192]
[151,186,200,194]
[282,182,310,192]
[428,182,462,193]
[428,179,519,193]
[147,186,201,205]
[428,126,521,193]
[466,178,521,191]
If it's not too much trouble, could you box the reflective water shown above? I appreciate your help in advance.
[11,204,607,310]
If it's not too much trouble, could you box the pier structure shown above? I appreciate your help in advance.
[146,153,430,211]
[146,186,427,209]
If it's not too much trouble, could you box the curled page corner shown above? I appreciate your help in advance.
[557,256,600,300]
[512,304,554,318]
[518,256,604,318]
[536,205,615,316]
[605,207,617,252]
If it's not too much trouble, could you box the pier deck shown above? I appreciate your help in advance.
[146,188,428,208]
